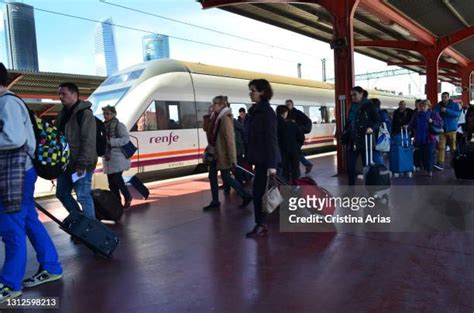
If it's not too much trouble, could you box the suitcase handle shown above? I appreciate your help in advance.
[400,127,409,148]
[365,133,373,165]
[34,201,65,227]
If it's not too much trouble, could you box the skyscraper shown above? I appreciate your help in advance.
[4,2,39,71]
[142,34,170,62]
[95,17,118,76]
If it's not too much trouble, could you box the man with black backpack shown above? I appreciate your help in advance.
[0,63,63,303]
[56,82,98,220]
[286,99,313,174]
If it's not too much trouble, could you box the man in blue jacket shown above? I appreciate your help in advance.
[433,92,461,170]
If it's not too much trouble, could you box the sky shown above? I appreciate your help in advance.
[0,0,459,98]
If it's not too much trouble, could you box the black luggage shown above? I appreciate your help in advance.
[124,175,149,200]
[364,134,390,189]
[35,201,119,258]
[92,189,123,222]
[453,140,474,180]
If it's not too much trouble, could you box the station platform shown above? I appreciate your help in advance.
[5,152,474,313]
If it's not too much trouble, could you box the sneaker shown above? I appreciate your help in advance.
[22,269,63,288]
[0,285,21,303]
[305,163,313,174]
[433,164,444,171]
[202,202,220,211]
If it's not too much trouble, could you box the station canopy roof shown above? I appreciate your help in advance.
[5,70,105,116]
[7,70,105,99]
[200,0,474,85]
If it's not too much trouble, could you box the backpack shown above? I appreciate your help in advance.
[4,94,70,180]
[77,109,107,157]
[299,113,313,134]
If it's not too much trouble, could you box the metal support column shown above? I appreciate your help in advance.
[330,0,358,175]
[461,69,472,106]
[424,51,440,105]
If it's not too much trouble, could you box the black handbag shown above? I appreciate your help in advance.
[120,141,137,159]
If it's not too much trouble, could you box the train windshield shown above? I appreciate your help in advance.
[89,87,130,115]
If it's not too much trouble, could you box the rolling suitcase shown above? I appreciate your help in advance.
[294,176,335,216]
[453,140,474,180]
[35,201,119,258]
[364,134,390,189]
[389,128,414,176]
[124,175,149,200]
[92,189,123,222]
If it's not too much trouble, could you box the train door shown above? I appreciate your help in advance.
[129,100,201,175]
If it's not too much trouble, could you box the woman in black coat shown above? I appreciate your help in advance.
[246,79,280,237]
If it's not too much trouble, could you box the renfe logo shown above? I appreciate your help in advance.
[149,132,179,146]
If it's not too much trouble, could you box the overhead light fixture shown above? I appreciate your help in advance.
[390,23,411,37]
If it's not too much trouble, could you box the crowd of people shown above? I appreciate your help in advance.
[345,86,466,179]
[0,56,471,303]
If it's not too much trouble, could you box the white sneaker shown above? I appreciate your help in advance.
[0,285,21,304]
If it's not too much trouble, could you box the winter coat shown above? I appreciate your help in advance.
[287,107,312,133]
[102,118,131,175]
[408,110,443,145]
[353,100,381,150]
[215,111,237,170]
[233,118,246,157]
[433,100,461,133]
[56,100,97,172]
[247,100,280,168]
[277,116,305,159]
[392,107,414,134]
[0,91,36,170]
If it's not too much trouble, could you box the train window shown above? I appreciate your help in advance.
[134,102,158,131]
[230,103,247,116]
[133,101,184,131]
[179,102,198,129]
[167,103,180,128]
[101,69,145,86]
[329,107,335,123]
[294,105,304,113]
[89,87,129,115]
[309,106,323,124]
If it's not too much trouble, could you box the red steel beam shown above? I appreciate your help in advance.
[359,0,434,45]
[438,26,474,58]
[354,40,428,52]
[387,61,460,71]
[200,0,331,9]
[359,0,469,67]
[7,73,23,89]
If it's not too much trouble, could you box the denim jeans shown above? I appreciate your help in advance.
[300,154,311,167]
[209,160,251,204]
[418,143,435,172]
[56,171,95,219]
[0,168,62,291]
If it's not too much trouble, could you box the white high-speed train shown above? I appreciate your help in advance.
[33,59,415,194]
